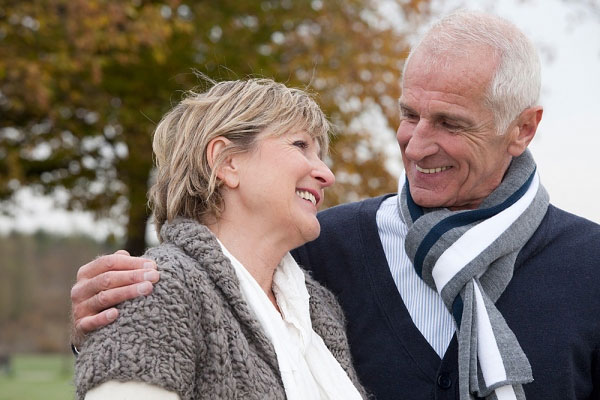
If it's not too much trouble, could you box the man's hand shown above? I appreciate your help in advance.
[70,250,160,347]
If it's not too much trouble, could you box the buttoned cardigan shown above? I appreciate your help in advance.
[293,196,600,400]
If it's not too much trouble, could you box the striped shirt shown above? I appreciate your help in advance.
[376,194,456,357]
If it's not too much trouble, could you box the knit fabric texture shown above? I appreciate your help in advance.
[74,218,367,400]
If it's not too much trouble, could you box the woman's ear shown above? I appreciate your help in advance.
[507,106,543,157]
[206,136,240,188]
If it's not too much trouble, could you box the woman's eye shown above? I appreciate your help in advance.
[293,140,308,149]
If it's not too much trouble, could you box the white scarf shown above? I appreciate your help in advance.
[218,241,362,400]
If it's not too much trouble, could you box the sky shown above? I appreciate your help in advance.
[1,0,599,240]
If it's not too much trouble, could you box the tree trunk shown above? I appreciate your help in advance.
[122,153,152,256]
[125,202,149,256]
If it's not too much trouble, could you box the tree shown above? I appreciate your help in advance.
[0,0,430,255]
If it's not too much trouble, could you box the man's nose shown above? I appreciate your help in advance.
[400,120,438,161]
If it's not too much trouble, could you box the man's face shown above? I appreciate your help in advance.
[397,46,520,210]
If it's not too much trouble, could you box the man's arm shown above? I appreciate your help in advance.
[70,250,160,347]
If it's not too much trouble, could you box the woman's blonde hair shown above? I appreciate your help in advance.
[148,78,331,238]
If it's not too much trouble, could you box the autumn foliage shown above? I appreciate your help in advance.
[0,0,429,254]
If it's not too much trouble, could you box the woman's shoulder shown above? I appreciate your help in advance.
[75,241,206,399]
[145,242,202,279]
[144,219,233,283]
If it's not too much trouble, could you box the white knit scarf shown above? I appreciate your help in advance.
[218,242,363,400]
[398,150,549,400]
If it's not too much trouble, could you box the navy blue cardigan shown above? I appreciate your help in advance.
[293,195,600,400]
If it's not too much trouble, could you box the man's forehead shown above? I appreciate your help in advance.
[399,74,496,124]
[400,77,486,106]
[407,43,498,76]
[403,52,497,99]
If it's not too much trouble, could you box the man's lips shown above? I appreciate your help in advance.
[415,165,452,174]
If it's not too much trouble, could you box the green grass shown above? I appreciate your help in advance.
[0,354,75,400]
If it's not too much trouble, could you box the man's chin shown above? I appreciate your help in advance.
[408,188,449,209]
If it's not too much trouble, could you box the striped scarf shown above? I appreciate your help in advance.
[398,150,549,400]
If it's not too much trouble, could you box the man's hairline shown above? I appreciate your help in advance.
[399,49,504,134]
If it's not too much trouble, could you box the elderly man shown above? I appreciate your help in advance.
[70,11,600,400]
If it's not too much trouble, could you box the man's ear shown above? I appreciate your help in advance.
[507,106,543,157]
[206,136,240,188]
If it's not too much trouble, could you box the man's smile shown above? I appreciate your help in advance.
[415,165,452,174]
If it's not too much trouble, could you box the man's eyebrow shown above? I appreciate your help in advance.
[434,112,470,123]
[400,103,462,120]
[398,101,476,126]
[398,103,416,114]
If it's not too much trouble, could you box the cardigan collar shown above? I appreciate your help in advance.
[160,218,281,376]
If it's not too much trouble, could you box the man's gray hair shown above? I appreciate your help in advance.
[403,10,541,134]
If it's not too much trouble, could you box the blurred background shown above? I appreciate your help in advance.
[0,0,598,398]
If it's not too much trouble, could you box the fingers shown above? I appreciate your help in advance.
[73,280,155,320]
[70,251,160,346]
[71,281,156,344]
[72,308,119,348]
[71,268,159,305]
[76,253,156,281]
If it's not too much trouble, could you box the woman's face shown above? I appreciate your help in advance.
[232,129,335,247]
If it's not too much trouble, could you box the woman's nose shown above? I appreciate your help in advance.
[312,158,335,188]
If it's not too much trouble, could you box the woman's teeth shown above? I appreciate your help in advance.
[296,190,316,206]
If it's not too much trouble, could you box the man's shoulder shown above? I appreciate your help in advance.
[520,204,600,265]
[317,194,395,226]
[544,204,600,240]
[298,194,393,260]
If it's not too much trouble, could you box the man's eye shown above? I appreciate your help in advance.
[442,121,461,131]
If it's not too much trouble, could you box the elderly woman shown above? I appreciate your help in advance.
[74,78,366,400]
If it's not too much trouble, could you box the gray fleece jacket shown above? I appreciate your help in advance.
[75,218,367,400]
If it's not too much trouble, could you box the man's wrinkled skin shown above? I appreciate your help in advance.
[70,250,159,347]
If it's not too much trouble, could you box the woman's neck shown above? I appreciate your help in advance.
[206,216,288,300]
